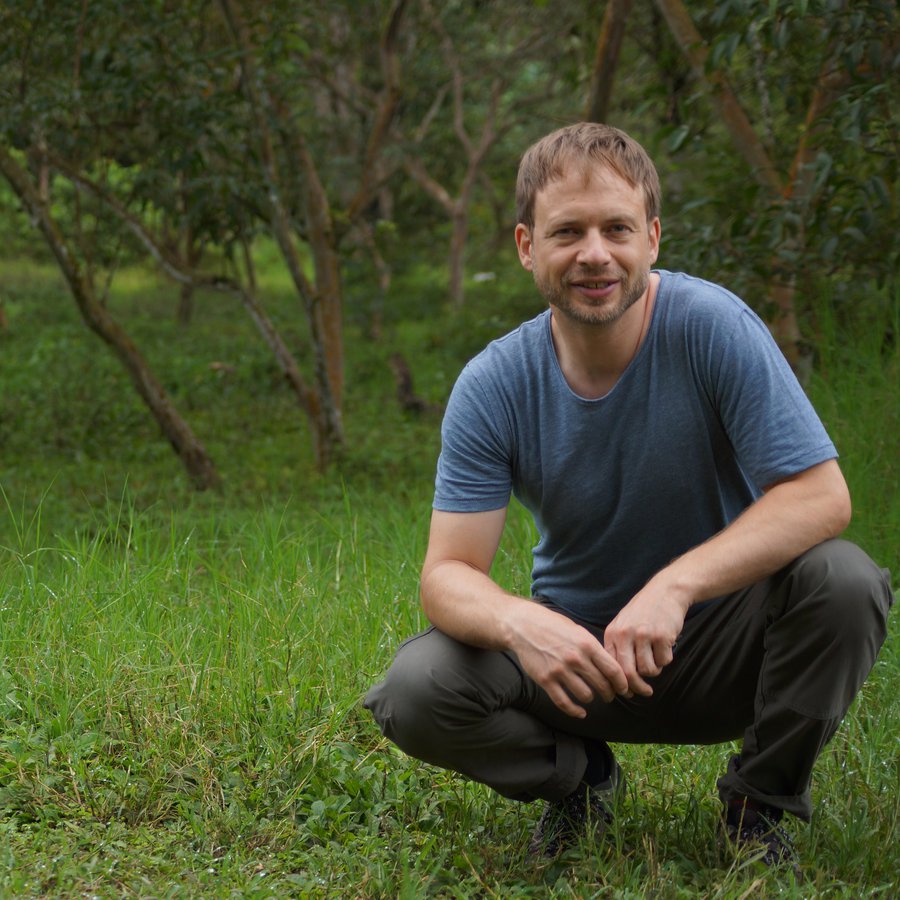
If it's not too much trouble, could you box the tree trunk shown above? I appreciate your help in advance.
[296,138,344,422]
[177,282,194,325]
[651,0,850,376]
[219,0,345,468]
[585,0,633,123]
[176,226,203,325]
[652,0,782,195]
[0,144,220,490]
[448,207,468,308]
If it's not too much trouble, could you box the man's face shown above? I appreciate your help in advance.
[515,165,661,328]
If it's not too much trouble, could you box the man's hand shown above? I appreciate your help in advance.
[603,578,691,697]
[506,603,630,718]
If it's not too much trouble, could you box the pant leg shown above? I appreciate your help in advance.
[363,597,764,802]
[716,539,894,819]
[364,626,588,801]
[365,539,893,812]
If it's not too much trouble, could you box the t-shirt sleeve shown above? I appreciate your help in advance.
[433,364,513,512]
[709,307,837,488]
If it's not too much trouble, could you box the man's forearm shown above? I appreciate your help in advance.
[653,459,851,607]
[421,559,633,712]
[420,560,528,651]
[603,460,851,694]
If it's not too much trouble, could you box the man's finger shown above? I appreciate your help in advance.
[587,646,629,697]
[608,640,653,697]
[628,670,653,696]
[563,672,595,705]
[635,640,662,677]
[548,684,588,719]
[652,640,675,669]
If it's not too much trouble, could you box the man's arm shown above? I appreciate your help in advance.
[604,458,852,695]
[421,508,632,718]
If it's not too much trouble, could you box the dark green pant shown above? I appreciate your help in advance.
[365,539,893,819]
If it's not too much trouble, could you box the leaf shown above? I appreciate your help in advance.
[842,226,866,244]
[867,176,890,208]
[869,38,883,70]
[667,125,691,153]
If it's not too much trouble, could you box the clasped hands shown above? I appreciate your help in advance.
[510,582,689,719]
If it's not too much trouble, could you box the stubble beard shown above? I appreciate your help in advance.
[534,266,648,328]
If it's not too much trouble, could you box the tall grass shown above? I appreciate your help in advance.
[0,264,896,896]
[0,485,896,897]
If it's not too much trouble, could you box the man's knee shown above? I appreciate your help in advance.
[789,539,893,643]
[364,628,516,764]
[763,540,893,719]
[365,629,445,759]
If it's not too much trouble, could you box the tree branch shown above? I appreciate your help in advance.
[50,155,319,417]
[345,0,409,223]
[585,0,633,123]
[402,155,455,213]
[653,0,783,196]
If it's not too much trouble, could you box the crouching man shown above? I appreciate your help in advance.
[365,123,894,872]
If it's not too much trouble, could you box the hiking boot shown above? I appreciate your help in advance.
[722,798,802,878]
[528,761,624,858]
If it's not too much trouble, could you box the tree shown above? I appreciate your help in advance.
[0,0,411,474]
[395,0,581,306]
[214,0,409,465]
[652,0,897,372]
[585,0,634,124]
[0,146,220,489]
[0,0,222,488]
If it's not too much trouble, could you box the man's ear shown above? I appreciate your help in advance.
[514,224,534,271]
[648,217,661,265]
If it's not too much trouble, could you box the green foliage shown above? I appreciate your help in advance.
[653,0,898,320]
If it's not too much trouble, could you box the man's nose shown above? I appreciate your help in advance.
[575,230,612,267]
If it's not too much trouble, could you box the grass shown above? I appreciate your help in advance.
[0,260,896,896]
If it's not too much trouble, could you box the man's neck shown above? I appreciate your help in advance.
[550,273,658,399]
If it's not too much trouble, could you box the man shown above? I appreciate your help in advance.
[364,123,893,871]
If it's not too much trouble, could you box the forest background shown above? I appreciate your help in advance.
[0,0,897,896]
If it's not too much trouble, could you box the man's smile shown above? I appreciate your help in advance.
[568,275,621,299]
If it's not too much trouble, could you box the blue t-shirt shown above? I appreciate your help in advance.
[434,270,837,625]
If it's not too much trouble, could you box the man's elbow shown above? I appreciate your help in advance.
[419,563,445,620]
[824,469,852,538]
[419,571,434,617]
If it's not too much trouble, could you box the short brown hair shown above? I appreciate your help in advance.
[516,123,661,229]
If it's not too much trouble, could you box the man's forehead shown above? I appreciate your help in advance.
[542,161,635,193]
[535,163,645,216]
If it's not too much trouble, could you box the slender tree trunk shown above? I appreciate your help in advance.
[652,0,855,376]
[448,207,468,308]
[357,219,392,340]
[177,283,194,325]
[296,137,344,419]
[585,0,633,123]
[219,0,345,468]
[0,145,220,490]
[176,225,203,325]
[652,0,782,194]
